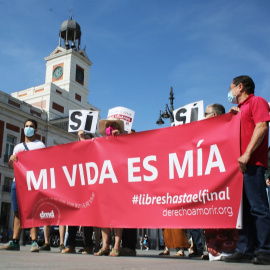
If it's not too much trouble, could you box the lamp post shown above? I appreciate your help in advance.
[155,87,174,250]
[156,86,175,126]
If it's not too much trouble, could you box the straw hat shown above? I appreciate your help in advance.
[98,117,125,136]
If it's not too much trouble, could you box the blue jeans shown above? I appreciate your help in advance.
[11,181,19,212]
[236,165,270,256]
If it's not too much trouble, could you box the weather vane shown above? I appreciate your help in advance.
[69,8,73,20]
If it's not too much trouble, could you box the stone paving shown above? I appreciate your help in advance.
[0,245,269,270]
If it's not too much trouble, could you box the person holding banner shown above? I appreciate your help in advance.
[120,128,138,257]
[61,130,96,254]
[159,229,189,256]
[94,117,125,257]
[39,225,66,252]
[202,104,239,261]
[0,119,45,253]
[223,76,270,265]
[204,103,225,118]
[265,147,270,206]
[78,130,101,253]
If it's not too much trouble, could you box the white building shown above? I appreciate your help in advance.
[0,18,99,232]
[11,18,99,131]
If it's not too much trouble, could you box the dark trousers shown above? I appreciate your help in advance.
[236,165,270,256]
[122,229,137,250]
[67,226,93,248]
[189,229,203,252]
[267,186,270,207]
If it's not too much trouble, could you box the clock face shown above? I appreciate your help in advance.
[76,67,84,83]
[53,66,63,79]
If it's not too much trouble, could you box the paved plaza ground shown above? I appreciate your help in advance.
[0,245,269,270]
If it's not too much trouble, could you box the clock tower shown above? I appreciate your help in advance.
[11,18,99,128]
[45,18,92,95]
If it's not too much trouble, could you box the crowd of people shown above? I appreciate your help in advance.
[0,75,270,265]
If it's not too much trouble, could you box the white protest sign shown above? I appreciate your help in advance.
[173,100,204,126]
[107,107,135,132]
[68,110,99,133]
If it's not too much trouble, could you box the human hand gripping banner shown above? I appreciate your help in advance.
[14,113,242,229]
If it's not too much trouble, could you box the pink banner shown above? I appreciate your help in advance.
[14,113,242,229]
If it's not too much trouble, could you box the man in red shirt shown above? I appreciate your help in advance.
[224,76,270,265]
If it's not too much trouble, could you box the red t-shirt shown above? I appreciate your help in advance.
[238,94,270,168]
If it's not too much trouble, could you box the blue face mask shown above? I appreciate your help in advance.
[228,90,238,104]
[24,127,35,137]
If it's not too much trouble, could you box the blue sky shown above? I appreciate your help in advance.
[0,0,270,133]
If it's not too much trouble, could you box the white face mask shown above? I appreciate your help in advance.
[228,90,236,104]
[228,86,240,104]
[24,126,35,137]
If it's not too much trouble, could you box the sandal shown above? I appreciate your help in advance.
[174,250,185,257]
[159,250,170,255]
[94,248,110,256]
[109,248,120,257]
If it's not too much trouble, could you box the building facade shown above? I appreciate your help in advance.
[0,18,99,232]
[0,17,161,249]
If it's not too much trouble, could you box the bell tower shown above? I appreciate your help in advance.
[11,17,99,127]
[44,17,92,96]
[59,17,81,50]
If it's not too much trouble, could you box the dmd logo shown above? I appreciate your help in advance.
[40,210,55,219]
[32,200,61,224]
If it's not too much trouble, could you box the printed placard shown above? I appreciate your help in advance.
[173,100,204,126]
[68,110,99,133]
[107,107,135,132]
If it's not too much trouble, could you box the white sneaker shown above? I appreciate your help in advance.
[30,241,39,252]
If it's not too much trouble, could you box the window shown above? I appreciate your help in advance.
[4,135,16,162]
[52,102,64,113]
[75,93,81,102]
[2,177,13,192]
